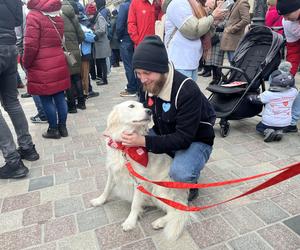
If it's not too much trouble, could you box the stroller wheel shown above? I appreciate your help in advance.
[220,121,230,137]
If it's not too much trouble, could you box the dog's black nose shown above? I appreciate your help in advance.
[146,109,152,116]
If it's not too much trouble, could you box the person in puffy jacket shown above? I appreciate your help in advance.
[23,0,71,139]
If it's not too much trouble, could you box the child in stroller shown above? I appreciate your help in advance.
[249,62,298,142]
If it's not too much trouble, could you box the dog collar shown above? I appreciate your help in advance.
[107,138,148,167]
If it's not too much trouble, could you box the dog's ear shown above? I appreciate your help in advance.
[104,107,120,136]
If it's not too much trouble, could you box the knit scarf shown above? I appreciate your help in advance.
[188,0,212,60]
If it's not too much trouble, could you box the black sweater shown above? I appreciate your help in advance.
[145,70,216,154]
[0,0,22,45]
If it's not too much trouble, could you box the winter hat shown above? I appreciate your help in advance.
[277,0,300,15]
[133,35,169,73]
[85,4,96,15]
[269,72,295,92]
[95,0,106,10]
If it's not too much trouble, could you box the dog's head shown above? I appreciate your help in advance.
[104,101,152,140]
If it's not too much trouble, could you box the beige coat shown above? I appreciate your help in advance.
[220,0,250,52]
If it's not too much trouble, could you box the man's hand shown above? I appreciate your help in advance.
[212,3,228,21]
[121,132,146,147]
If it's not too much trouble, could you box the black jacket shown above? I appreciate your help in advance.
[0,0,22,45]
[145,67,216,154]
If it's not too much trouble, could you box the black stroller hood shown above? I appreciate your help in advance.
[232,26,284,68]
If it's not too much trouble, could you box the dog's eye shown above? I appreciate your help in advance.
[128,104,135,108]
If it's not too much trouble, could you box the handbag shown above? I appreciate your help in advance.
[48,16,77,67]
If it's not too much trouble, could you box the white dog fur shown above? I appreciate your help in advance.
[90,100,192,240]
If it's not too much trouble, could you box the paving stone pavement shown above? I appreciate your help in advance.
[0,65,300,250]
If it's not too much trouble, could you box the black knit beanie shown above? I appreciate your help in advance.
[277,0,300,15]
[133,35,169,73]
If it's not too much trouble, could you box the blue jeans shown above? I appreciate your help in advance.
[291,91,300,126]
[169,142,212,183]
[32,95,47,119]
[176,69,198,82]
[256,121,284,135]
[120,40,138,93]
[39,91,68,128]
[0,45,33,163]
[149,129,212,183]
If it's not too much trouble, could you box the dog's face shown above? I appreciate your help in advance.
[105,101,152,139]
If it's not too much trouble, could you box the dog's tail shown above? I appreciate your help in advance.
[163,211,195,241]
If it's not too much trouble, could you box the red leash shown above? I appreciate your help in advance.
[136,162,300,211]
[107,138,300,212]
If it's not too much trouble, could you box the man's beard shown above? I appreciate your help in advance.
[142,74,167,96]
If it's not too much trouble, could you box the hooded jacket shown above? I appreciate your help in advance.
[23,0,71,95]
[61,0,85,75]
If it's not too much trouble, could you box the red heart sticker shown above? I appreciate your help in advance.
[148,97,154,107]
[283,101,289,107]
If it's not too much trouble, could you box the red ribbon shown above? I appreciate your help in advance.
[126,161,300,211]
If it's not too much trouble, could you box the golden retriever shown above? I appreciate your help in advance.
[90,100,191,240]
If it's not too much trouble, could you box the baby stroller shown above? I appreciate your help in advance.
[207,26,284,137]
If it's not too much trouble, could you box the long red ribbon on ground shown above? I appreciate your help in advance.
[126,161,300,211]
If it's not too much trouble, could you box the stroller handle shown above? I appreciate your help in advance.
[218,66,251,83]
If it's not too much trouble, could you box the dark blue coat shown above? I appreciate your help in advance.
[116,0,131,42]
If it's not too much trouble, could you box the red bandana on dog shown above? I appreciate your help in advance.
[107,138,148,167]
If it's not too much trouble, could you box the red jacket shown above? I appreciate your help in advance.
[23,0,70,96]
[265,6,283,35]
[128,0,161,46]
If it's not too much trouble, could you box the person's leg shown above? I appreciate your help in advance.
[176,69,194,79]
[89,57,96,80]
[81,60,90,96]
[120,41,137,95]
[39,95,61,139]
[0,61,33,151]
[106,57,111,75]
[32,95,47,120]
[39,95,58,128]
[100,58,108,84]
[227,51,235,63]
[65,75,77,112]
[169,142,212,183]
[72,74,85,109]
[291,92,300,126]
[53,91,68,137]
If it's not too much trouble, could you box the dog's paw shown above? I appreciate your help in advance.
[122,219,136,231]
[151,217,166,230]
[90,197,106,207]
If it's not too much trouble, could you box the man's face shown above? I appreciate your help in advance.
[283,9,300,21]
[135,69,166,96]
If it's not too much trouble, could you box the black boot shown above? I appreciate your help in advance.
[77,97,86,110]
[17,145,39,161]
[200,66,212,77]
[0,160,29,179]
[67,101,77,114]
[58,124,68,137]
[188,188,199,202]
[42,127,61,139]
[209,66,222,85]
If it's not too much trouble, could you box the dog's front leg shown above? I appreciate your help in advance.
[90,169,115,207]
[122,187,145,231]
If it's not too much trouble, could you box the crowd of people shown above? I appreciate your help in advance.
[0,0,299,198]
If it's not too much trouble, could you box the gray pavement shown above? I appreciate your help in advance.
[0,65,300,250]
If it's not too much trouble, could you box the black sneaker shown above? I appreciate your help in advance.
[77,103,86,110]
[283,125,298,133]
[21,93,32,98]
[263,129,276,142]
[17,145,39,161]
[30,115,48,124]
[88,91,99,98]
[42,128,61,139]
[274,130,283,141]
[0,160,29,179]
[68,108,77,114]
[58,124,68,137]
[188,188,199,202]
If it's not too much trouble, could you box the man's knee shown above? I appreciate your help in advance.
[169,165,197,183]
